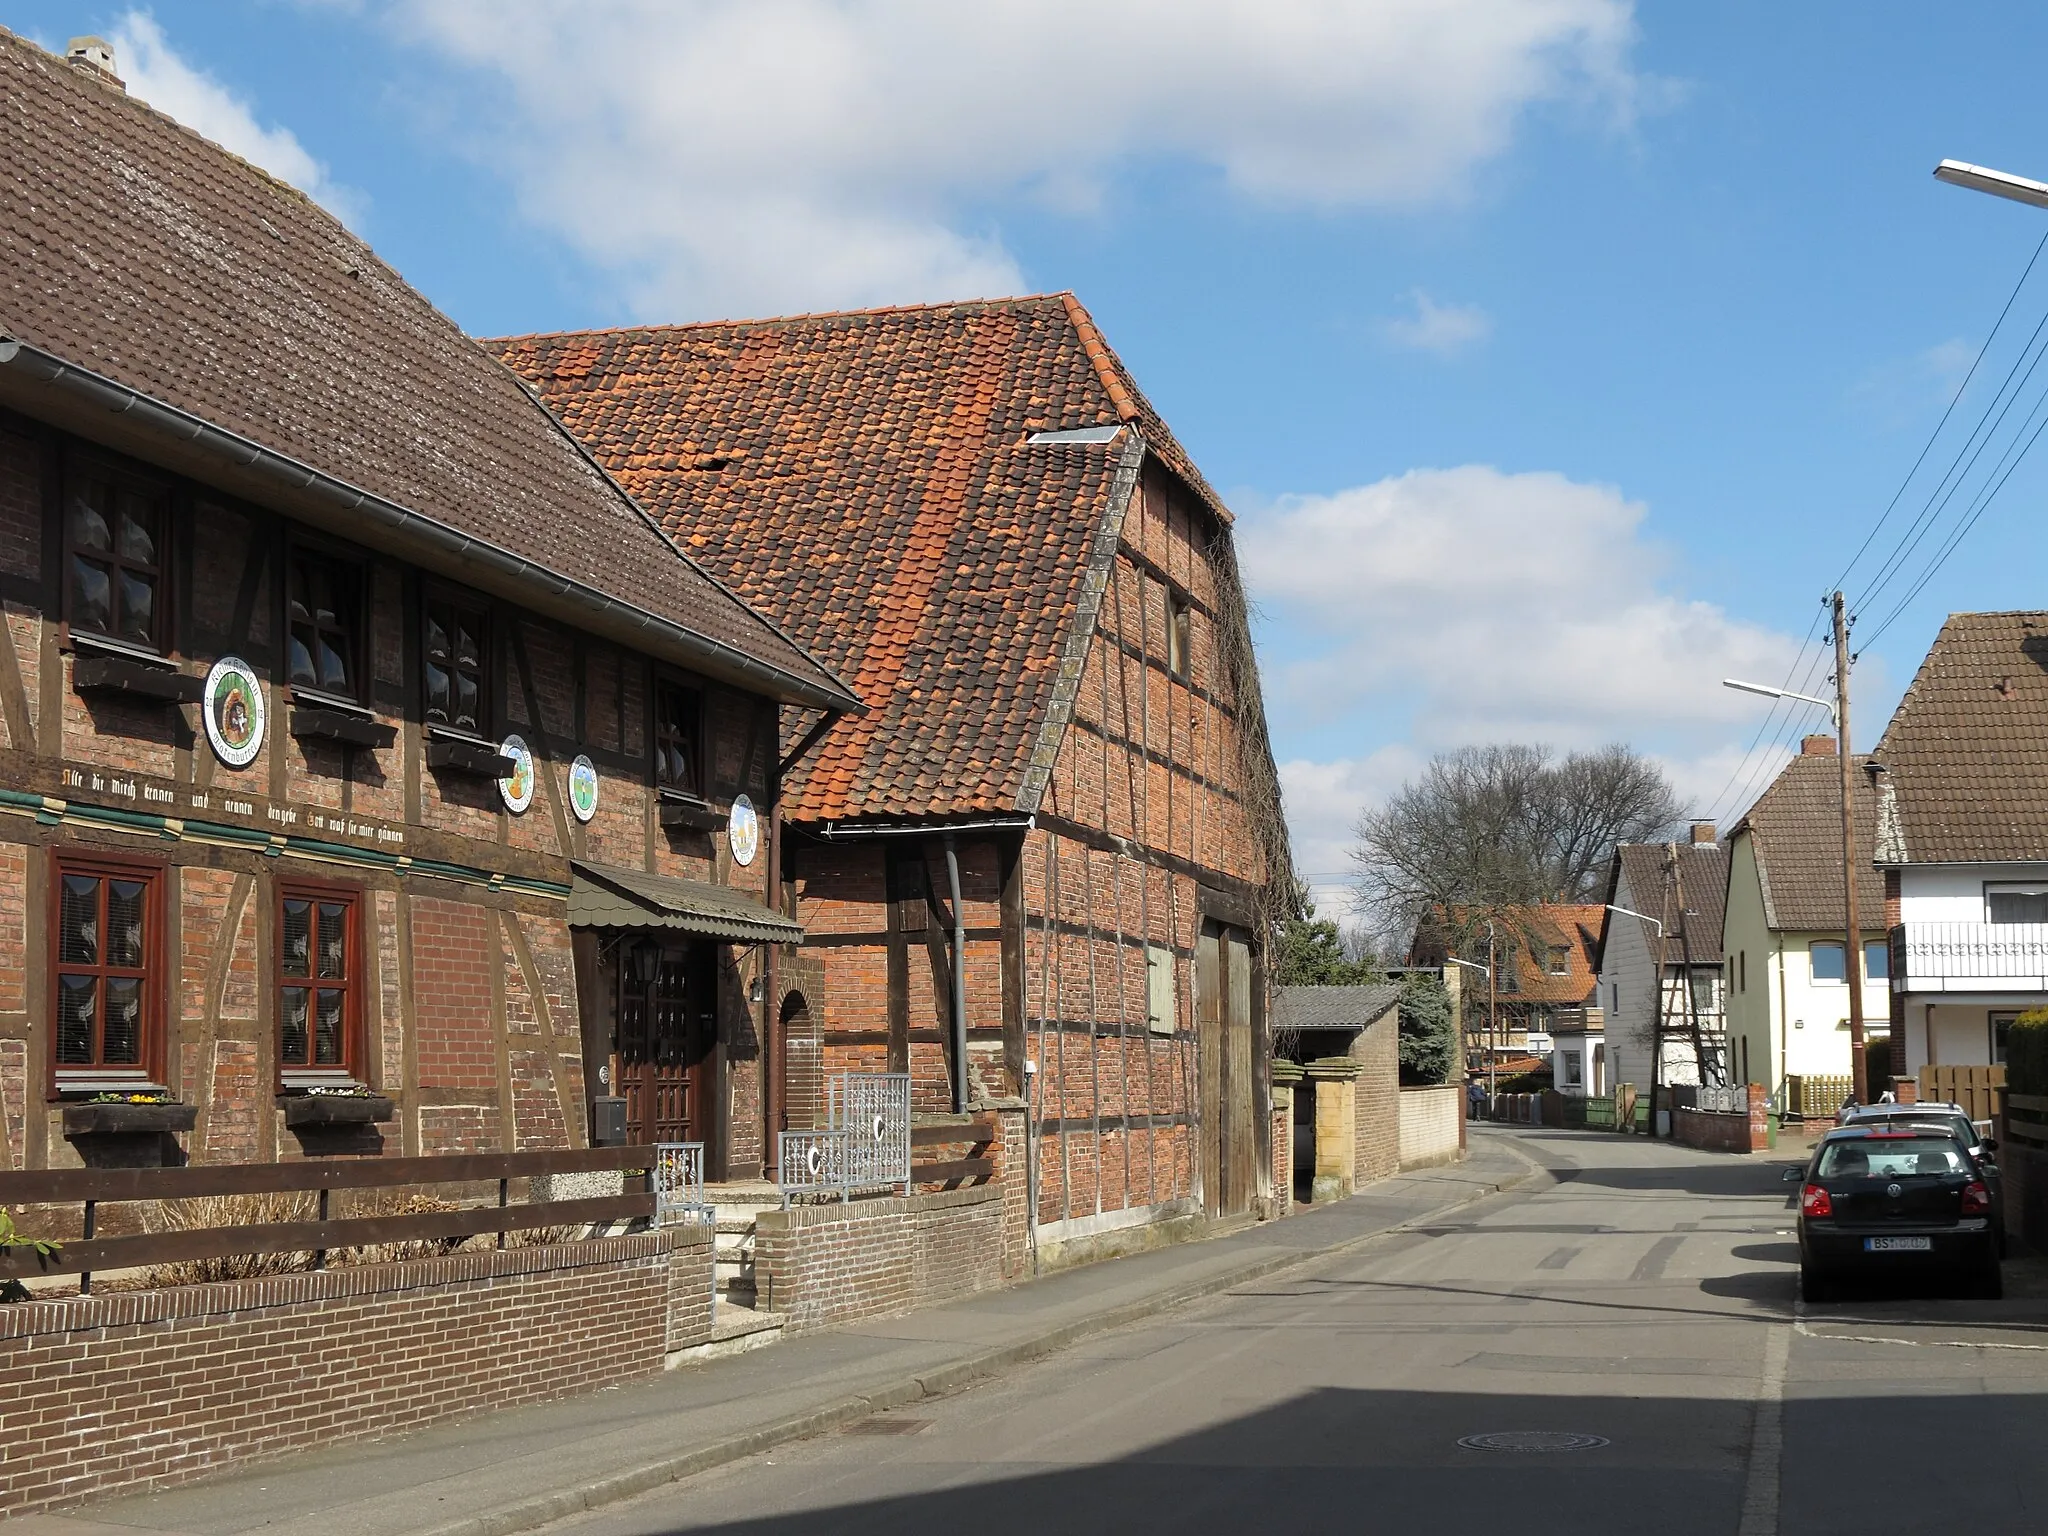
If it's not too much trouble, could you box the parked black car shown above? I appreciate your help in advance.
[1841,1101,2005,1253]
[1795,1125,2002,1303]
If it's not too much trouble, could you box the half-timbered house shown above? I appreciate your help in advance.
[0,32,858,1172]
[495,296,1289,1265]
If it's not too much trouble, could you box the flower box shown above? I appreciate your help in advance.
[282,1094,395,1128]
[61,1101,197,1137]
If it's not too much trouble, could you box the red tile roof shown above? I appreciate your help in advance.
[0,30,847,707]
[489,295,1230,819]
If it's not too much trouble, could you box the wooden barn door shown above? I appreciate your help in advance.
[1197,920,1259,1219]
[617,940,717,1149]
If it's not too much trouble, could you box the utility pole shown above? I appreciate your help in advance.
[1834,591,1869,1104]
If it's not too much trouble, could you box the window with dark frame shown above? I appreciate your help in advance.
[286,550,364,703]
[65,465,168,651]
[654,679,704,797]
[422,591,489,737]
[1165,588,1191,679]
[51,855,161,1077]
[277,884,360,1075]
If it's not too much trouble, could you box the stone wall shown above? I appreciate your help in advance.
[752,1184,1004,1332]
[1397,1086,1463,1170]
[0,1226,714,1521]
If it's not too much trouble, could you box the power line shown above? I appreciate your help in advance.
[1829,226,2048,596]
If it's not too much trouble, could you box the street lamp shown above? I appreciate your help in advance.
[1723,593,1869,1104]
[1935,159,2048,211]
[1444,955,1496,1103]
[1604,903,1665,938]
[1722,678,1837,726]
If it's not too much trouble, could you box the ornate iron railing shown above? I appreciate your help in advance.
[777,1072,912,1205]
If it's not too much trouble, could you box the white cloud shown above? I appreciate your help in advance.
[110,12,364,226]
[378,0,1644,318]
[1240,465,1813,890]
[1383,290,1492,355]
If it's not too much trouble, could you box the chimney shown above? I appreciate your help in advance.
[1800,734,1837,756]
[66,37,124,89]
[1690,821,1716,846]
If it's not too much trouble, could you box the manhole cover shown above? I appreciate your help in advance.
[1458,1431,1610,1453]
[843,1418,931,1436]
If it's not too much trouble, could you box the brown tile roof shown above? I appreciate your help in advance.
[1602,841,1728,966]
[1728,748,1883,930]
[1870,610,2048,864]
[489,295,1232,819]
[0,31,848,707]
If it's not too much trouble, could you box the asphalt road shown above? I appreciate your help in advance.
[540,1127,2048,1536]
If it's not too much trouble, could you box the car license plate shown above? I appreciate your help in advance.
[1864,1236,1932,1252]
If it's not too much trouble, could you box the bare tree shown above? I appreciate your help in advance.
[1353,742,1684,946]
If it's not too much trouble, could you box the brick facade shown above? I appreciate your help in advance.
[0,411,796,1176]
[752,1184,1005,1332]
[0,1226,715,1521]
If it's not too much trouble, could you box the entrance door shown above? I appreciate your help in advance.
[616,940,716,1147]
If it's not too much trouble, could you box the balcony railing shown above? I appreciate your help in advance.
[1892,922,2048,990]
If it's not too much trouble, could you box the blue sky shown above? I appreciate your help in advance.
[14,3,2048,912]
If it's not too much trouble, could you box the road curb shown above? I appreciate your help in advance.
[416,1150,1541,1536]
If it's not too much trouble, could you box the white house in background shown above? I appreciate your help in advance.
[1550,1006,1605,1098]
[1593,828,1729,1093]
[1873,612,2048,1074]
[1722,736,1886,1101]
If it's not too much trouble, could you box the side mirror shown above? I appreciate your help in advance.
[1781,1166,1804,1182]
[1980,1137,1998,1153]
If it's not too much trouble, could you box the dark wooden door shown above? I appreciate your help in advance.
[617,941,715,1146]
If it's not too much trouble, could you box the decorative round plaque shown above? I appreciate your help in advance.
[498,735,535,814]
[728,792,760,866]
[203,656,265,768]
[568,754,599,823]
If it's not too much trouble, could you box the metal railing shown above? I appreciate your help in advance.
[1695,1084,1748,1115]
[776,1072,912,1205]
[1893,921,2048,987]
[653,1142,711,1227]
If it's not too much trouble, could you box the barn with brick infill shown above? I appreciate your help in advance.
[494,296,1291,1268]
[0,29,860,1176]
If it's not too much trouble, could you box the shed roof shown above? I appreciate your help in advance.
[1272,984,1404,1033]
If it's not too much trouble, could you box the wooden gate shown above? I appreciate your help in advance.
[1921,1063,2006,1124]
[617,942,716,1147]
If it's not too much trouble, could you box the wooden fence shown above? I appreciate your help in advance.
[1920,1064,2006,1125]
[908,1115,998,1186]
[1787,1074,1853,1120]
[0,1145,657,1292]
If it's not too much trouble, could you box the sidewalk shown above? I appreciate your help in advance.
[11,1136,1538,1536]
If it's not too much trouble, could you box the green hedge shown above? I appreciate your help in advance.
[2009,1009,2048,1097]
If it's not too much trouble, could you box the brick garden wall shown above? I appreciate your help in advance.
[752,1184,1004,1332]
[1672,1106,1765,1154]
[1397,1086,1463,1170]
[0,1226,715,1521]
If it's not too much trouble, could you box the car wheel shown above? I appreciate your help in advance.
[1800,1264,1831,1305]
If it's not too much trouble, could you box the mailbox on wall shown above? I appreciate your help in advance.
[591,1097,628,1147]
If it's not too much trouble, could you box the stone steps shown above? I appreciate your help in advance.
[666,1296,787,1366]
